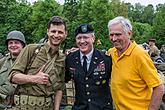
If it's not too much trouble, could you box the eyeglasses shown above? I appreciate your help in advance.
[76,36,91,40]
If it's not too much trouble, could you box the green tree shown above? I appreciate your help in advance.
[110,0,128,17]
[132,22,152,44]
[63,0,79,49]
[25,0,63,43]
[0,0,31,52]
[152,4,165,47]
[131,3,144,22]
[90,0,114,49]
[141,4,154,25]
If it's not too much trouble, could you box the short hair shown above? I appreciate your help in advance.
[47,16,67,31]
[108,16,132,34]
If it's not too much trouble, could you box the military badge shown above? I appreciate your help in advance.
[93,72,99,75]
[100,72,105,75]
[96,81,100,85]
[81,25,87,32]
[69,67,76,74]
[102,80,106,84]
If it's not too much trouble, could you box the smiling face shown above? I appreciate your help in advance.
[8,39,23,57]
[47,24,67,48]
[76,33,95,55]
[109,23,131,55]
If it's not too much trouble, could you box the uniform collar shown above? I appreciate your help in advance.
[80,48,94,61]
[44,42,59,55]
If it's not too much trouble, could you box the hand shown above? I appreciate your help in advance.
[34,65,49,84]
[66,47,79,55]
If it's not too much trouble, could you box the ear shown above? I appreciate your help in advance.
[65,31,68,38]
[47,29,49,35]
[92,35,95,43]
[128,31,132,39]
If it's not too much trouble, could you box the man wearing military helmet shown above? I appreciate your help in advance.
[0,30,26,110]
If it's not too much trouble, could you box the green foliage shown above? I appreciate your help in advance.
[110,0,128,17]
[133,3,144,22]
[90,0,114,49]
[25,0,63,43]
[132,22,152,44]
[152,4,165,48]
[141,4,154,25]
[0,0,31,53]
[0,0,165,52]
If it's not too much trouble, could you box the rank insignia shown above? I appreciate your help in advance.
[69,67,76,73]
[93,72,99,75]
[96,81,100,85]
[102,80,106,84]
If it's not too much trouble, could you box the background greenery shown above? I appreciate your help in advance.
[0,0,165,53]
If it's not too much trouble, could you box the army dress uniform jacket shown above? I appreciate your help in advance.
[65,49,113,110]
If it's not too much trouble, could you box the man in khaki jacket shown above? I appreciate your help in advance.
[0,30,26,110]
[9,16,67,110]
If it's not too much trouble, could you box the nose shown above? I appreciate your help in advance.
[10,43,15,46]
[110,35,117,41]
[54,31,59,36]
[79,38,86,43]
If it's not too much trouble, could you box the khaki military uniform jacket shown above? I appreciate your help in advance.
[9,42,65,96]
[0,54,16,100]
[149,45,159,57]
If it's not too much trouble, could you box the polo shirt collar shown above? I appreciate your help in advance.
[123,41,136,56]
[114,41,136,57]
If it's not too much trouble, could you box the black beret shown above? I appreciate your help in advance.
[75,24,94,37]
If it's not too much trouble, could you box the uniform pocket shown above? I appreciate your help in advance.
[28,96,37,106]
[36,97,45,106]
[14,95,20,106]
[20,95,28,105]
[45,97,51,107]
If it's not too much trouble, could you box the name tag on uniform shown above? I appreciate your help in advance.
[93,72,99,75]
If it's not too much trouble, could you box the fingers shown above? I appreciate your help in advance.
[42,76,49,84]
[66,47,79,55]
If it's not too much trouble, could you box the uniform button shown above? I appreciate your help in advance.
[85,77,88,80]
[86,84,89,88]
[87,92,90,95]
[88,99,91,102]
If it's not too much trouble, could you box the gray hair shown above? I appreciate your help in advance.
[108,16,132,34]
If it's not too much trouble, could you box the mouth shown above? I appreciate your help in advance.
[79,43,87,49]
[52,37,61,42]
[113,41,119,45]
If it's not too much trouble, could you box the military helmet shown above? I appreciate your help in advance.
[6,30,26,47]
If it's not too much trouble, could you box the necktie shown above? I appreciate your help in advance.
[83,55,87,72]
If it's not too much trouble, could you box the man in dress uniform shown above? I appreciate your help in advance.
[9,16,67,110]
[0,30,26,110]
[65,24,113,110]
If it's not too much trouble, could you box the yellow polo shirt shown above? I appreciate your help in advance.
[108,41,162,110]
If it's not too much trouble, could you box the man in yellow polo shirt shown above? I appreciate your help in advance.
[107,16,164,110]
